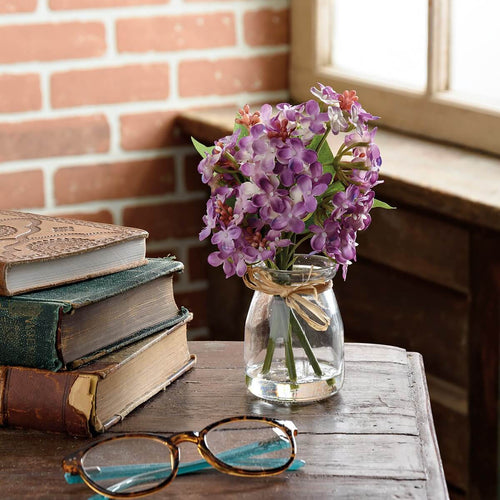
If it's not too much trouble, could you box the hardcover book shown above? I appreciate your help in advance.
[0,316,195,437]
[0,210,148,296]
[0,258,189,371]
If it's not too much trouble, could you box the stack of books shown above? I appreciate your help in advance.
[0,210,195,437]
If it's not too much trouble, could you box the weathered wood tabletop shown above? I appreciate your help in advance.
[0,341,448,499]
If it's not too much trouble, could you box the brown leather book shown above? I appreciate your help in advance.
[0,316,195,437]
[0,210,148,296]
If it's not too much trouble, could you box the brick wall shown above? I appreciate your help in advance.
[0,0,290,338]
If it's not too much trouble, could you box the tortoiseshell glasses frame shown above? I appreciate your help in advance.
[62,415,299,499]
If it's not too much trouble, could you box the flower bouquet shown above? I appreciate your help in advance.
[193,84,392,402]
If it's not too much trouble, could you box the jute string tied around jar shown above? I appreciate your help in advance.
[243,265,332,331]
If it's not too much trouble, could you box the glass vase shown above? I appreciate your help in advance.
[244,255,344,403]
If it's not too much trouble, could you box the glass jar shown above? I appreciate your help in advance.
[244,255,344,403]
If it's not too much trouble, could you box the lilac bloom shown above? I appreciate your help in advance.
[266,229,292,251]
[197,130,239,186]
[310,219,340,253]
[232,182,259,222]
[290,175,321,218]
[199,199,217,241]
[271,198,305,233]
[236,124,278,176]
[276,138,318,186]
[252,175,287,220]
[328,105,348,135]
[293,100,329,143]
[310,83,341,106]
[211,223,242,253]
[208,250,247,278]
[349,102,379,134]
[309,161,332,191]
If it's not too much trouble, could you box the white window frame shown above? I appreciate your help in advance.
[290,0,500,156]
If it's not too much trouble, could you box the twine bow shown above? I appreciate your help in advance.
[243,266,332,331]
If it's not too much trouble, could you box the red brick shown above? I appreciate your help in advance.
[188,245,209,281]
[0,74,41,112]
[120,110,185,151]
[0,22,105,63]
[0,115,109,162]
[122,199,206,240]
[184,153,209,192]
[244,9,289,47]
[54,157,175,205]
[56,210,114,224]
[179,53,288,97]
[175,289,207,328]
[0,0,37,13]
[117,13,235,53]
[50,0,167,9]
[51,64,169,108]
[0,170,44,209]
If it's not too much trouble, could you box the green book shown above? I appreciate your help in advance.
[0,258,190,371]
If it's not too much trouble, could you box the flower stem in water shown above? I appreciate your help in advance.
[290,311,323,377]
[285,319,297,383]
[261,337,275,374]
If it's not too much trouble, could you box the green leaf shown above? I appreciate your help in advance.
[372,199,396,210]
[191,137,214,158]
[322,180,345,198]
[233,118,250,139]
[317,140,334,166]
[307,135,322,150]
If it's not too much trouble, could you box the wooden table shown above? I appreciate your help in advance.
[1,341,448,499]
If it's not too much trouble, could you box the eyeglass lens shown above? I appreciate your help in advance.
[81,436,174,495]
[79,420,293,497]
[205,420,293,471]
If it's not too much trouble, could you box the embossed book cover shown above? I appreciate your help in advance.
[0,210,148,296]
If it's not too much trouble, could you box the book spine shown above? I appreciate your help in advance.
[0,262,9,296]
[0,299,64,370]
[0,366,95,437]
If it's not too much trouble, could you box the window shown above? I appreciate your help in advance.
[290,0,500,156]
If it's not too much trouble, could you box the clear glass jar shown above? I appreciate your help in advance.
[244,255,344,403]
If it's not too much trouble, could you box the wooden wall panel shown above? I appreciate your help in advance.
[358,203,469,293]
[335,260,469,387]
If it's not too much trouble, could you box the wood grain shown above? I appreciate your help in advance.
[0,341,448,499]
[357,204,469,293]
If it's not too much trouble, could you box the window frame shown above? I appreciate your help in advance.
[290,0,500,156]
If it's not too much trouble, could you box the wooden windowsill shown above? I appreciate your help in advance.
[178,107,500,232]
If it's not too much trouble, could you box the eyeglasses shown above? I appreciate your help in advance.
[62,415,304,499]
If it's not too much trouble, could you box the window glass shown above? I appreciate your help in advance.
[331,0,428,90]
[449,0,500,107]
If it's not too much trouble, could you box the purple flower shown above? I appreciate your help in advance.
[310,83,341,106]
[196,83,386,279]
[270,198,305,233]
[276,138,318,186]
[292,100,329,143]
[290,175,326,218]
[310,219,341,253]
[328,106,349,134]
[197,130,239,187]
[199,199,217,241]
[211,223,242,253]
[208,250,247,278]
[349,102,379,134]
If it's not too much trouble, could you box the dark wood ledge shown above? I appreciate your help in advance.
[178,107,500,232]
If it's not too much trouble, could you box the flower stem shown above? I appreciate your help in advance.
[290,311,323,377]
[261,337,275,374]
[315,123,331,153]
[285,318,297,382]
